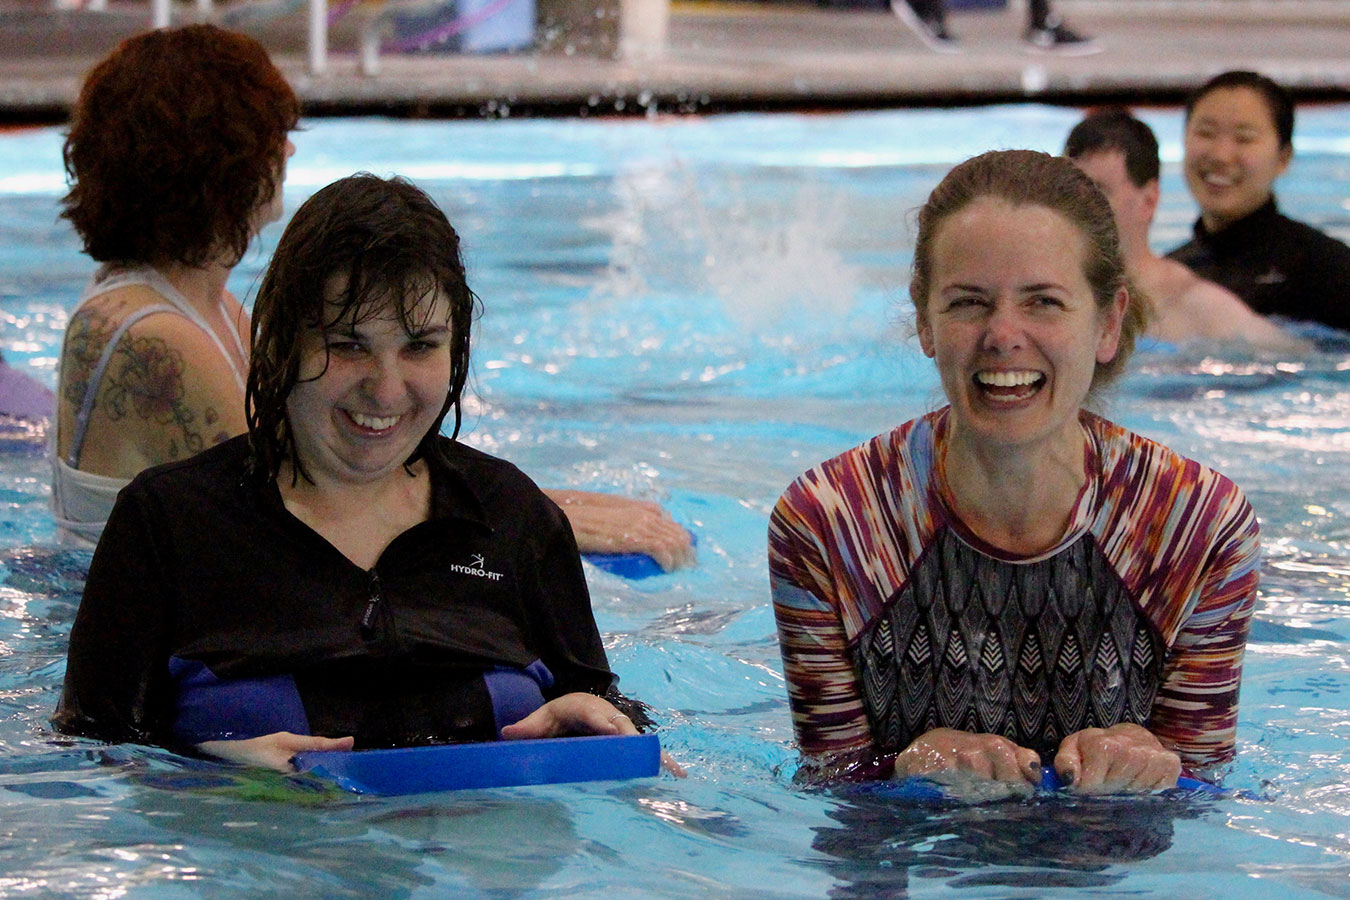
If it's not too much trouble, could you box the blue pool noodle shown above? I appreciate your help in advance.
[294,733,661,795]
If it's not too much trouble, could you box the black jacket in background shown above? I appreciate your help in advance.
[1167,197,1350,332]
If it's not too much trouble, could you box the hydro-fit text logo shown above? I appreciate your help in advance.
[451,553,504,581]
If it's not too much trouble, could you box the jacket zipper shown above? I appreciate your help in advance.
[360,569,383,639]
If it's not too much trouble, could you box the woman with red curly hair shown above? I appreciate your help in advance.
[53,24,298,545]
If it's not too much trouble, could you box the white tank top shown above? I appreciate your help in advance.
[50,265,247,546]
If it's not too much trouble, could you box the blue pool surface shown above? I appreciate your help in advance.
[1,104,1350,898]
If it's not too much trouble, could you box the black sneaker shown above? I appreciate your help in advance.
[890,0,961,54]
[1022,17,1101,55]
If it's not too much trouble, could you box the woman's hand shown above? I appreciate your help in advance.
[197,732,355,773]
[501,692,638,739]
[544,490,696,572]
[1053,723,1181,793]
[893,727,1041,789]
[501,692,686,777]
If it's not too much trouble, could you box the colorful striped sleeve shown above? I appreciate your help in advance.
[768,483,875,760]
[1147,483,1260,776]
[1087,415,1261,776]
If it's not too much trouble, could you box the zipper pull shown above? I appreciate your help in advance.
[361,570,382,637]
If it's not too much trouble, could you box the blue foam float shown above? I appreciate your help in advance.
[582,551,665,579]
[293,733,661,795]
[1037,766,1223,794]
[583,531,696,579]
[857,766,1224,802]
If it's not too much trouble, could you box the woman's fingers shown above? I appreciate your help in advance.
[546,490,695,570]
[1138,748,1183,790]
[499,703,564,739]
[291,734,357,753]
[1055,724,1181,793]
[1078,731,1116,787]
[606,711,641,736]
[500,693,636,740]
[197,731,355,772]
[1110,739,1181,790]
[660,751,687,778]
[647,520,697,572]
[499,693,687,778]
[1054,731,1084,786]
[1014,745,1043,783]
[602,506,693,572]
[894,728,1040,785]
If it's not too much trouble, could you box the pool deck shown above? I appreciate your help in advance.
[1,0,1348,118]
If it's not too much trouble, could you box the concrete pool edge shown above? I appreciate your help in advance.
[1,0,1348,120]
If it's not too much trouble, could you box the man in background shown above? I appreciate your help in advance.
[1065,107,1306,350]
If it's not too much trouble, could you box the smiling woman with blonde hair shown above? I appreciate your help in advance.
[770,149,1259,796]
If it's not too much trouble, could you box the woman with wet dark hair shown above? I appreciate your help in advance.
[54,175,656,772]
[53,24,298,545]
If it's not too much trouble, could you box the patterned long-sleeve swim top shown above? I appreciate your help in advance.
[768,408,1260,781]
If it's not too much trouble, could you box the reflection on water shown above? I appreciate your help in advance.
[812,792,1201,898]
[1,107,1349,897]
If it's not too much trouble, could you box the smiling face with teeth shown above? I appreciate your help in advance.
[917,196,1126,454]
[285,283,454,488]
[1183,85,1292,234]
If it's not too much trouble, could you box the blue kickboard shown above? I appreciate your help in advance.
[583,531,696,579]
[858,766,1225,802]
[294,733,660,796]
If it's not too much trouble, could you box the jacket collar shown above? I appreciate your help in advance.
[1192,196,1280,250]
[424,441,492,532]
[248,436,492,533]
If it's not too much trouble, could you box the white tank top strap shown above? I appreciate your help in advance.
[120,265,248,393]
[65,301,179,467]
[52,264,250,544]
[63,264,249,463]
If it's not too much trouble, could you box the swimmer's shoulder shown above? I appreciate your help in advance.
[59,281,247,470]
[436,437,557,511]
[71,277,178,323]
[1088,413,1251,511]
[119,433,253,503]
[1143,259,1307,350]
[61,279,219,384]
[776,414,934,518]
[57,282,193,461]
[1169,267,1248,329]
[63,281,172,358]
[1276,211,1350,258]
[1164,233,1202,265]
[1177,277,1311,351]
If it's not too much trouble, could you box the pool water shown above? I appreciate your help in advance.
[2,105,1349,899]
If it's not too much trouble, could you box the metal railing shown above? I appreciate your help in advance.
[87,0,665,77]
